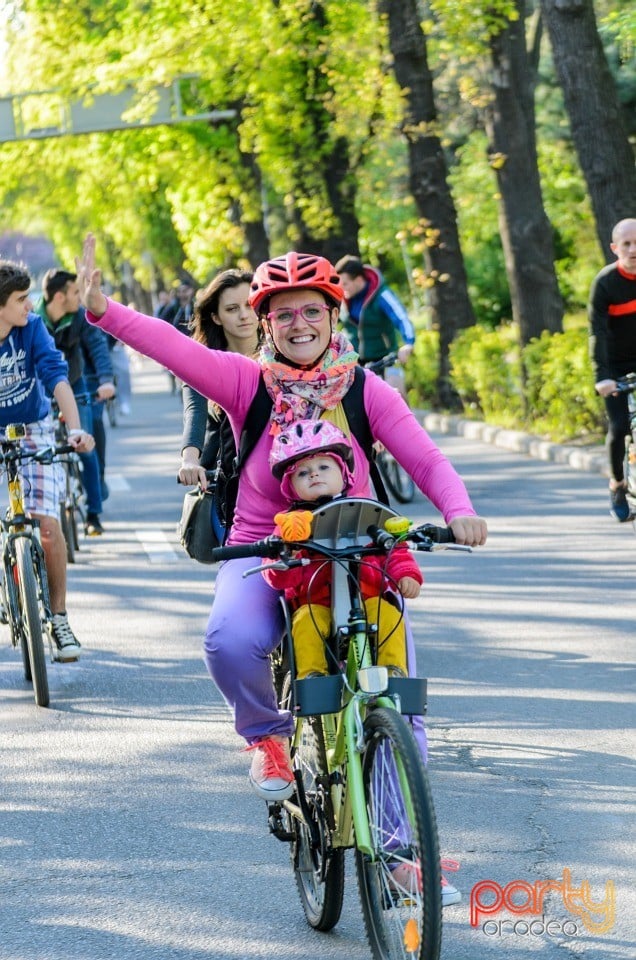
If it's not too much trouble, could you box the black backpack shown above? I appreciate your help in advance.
[216,366,388,543]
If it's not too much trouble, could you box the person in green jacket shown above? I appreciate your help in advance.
[335,256,415,365]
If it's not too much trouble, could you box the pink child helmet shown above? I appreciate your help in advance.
[270,419,355,500]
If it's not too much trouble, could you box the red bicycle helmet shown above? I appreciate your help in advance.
[250,252,344,314]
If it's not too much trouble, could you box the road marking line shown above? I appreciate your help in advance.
[105,474,131,492]
[136,529,180,564]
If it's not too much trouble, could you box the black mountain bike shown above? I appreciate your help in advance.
[615,373,636,518]
[52,398,88,563]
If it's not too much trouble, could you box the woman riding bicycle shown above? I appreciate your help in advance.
[178,269,260,490]
[77,237,487,803]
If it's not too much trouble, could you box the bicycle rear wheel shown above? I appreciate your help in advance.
[16,538,49,707]
[60,503,76,563]
[282,676,345,931]
[355,707,441,960]
[378,452,415,504]
[106,396,118,428]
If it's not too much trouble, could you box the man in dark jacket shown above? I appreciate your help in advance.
[589,217,636,522]
[335,256,415,366]
[38,269,115,535]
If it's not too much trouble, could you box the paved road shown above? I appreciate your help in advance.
[0,359,633,959]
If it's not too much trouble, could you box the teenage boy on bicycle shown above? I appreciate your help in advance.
[0,260,95,660]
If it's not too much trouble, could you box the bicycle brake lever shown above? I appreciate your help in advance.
[34,446,54,463]
[413,541,473,553]
[243,557,310,578]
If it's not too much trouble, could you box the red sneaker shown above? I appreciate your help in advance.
[246,736,294,801]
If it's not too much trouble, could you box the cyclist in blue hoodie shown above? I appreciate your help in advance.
[0,259,95,661]
[335,255,415,366]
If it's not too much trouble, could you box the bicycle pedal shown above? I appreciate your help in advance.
[267,804,294,842]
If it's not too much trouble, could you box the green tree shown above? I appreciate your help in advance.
[540,0,636,260]
[378,0,476,408]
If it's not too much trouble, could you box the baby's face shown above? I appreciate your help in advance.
[289,455,344,501]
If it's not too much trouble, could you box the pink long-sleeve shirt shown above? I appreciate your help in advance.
[87,300,477,542]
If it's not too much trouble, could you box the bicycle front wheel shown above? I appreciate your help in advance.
[378,453,415,504]
[355,707,441,960]
[16,538,49,707]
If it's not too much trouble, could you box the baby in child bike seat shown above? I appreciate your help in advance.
[264,419,422,679]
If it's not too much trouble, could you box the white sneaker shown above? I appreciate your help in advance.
[50,613,81,662]
[389,857,462,908]
[441,858,462,906]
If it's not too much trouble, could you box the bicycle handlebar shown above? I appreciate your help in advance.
[615,374,636,395]
[365,352,399,374]
[210,521,457,564]
[176,469,216,485]
[211,537,284,562]
[0,443,77,465]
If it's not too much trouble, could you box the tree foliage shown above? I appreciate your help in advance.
[0,0,633,415]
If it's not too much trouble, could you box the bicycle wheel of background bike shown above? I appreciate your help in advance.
[60,504,76,563]
[4,568,32,682]
[16,538,49,707]
[378,453,415,504]
[355,707,441,960]
[281,676,345,931]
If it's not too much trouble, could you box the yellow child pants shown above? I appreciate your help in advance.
[292,597,407,679]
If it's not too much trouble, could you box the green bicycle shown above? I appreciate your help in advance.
[212,497,471,960]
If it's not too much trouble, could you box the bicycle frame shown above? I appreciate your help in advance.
[0,429,52,619]
[615,375,636,508]
[217,497,456,953]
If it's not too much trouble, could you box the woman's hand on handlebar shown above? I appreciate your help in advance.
[449,515,487,547]
[179,457,210,489]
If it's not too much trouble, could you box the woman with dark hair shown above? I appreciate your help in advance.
[178,269,260,488]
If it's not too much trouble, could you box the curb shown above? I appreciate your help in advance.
[419,412,608,478]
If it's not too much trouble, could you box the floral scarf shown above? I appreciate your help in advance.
[260,332,359,433]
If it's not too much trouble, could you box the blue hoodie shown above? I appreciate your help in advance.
[0,313,69,426]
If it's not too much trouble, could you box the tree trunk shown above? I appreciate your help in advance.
[283,4,361,263]
[290,134,361,263]
[379,0,475,410]
[484,0,563,346]
[223,104,270,268]
[237,146,270,268]
[540,0,636,261]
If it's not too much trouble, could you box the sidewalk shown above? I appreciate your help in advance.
[420,411,608,477]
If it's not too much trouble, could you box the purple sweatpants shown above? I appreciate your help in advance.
[204,557,428,761]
